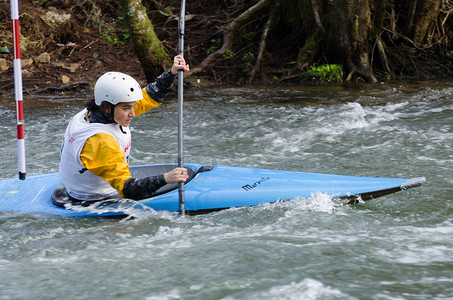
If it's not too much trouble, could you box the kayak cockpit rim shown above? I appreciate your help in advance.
[51,165,214,208]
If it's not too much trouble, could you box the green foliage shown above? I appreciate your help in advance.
[102,30,125,46]
[223,49,235,59]
[150,0,173,17]
[158,7,173,17]
[244,31,257,40]
[241,52,255,72]
[304,64,344,83]
[101,17,129,46]
[207,39,220,55]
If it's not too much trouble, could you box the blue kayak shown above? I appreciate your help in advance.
[0,163,425,217]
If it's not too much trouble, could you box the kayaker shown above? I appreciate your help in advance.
[59,55,190,202]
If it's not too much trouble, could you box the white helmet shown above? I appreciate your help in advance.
[94,72,143,106]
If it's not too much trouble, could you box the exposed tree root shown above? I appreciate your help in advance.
[188,0,272,76]
[310,0,326,33]
[374,36,392,77]
[248,10,274,83]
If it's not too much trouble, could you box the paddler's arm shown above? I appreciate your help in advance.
[80,133,188,199]
[134,55,189,116]
[80,133,165,198]
[123,168,188,199]
[134,69,176,117]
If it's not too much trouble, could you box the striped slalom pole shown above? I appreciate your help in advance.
[11,0,26,180]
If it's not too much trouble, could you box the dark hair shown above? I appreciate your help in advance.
[86,98,99,112]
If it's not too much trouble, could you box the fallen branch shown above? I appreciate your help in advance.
[382,27,440,50]
[249,11,274,83]
[371,32,392,77]
[188,0,271,76]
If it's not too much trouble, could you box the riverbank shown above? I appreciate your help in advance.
[1,0,453,97]
[0,1,148,96]
[1,1,259,96]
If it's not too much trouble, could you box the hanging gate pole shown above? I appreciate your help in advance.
[177,0,186,216]
[10,0,26,180]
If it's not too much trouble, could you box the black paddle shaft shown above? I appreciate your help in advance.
[177,0,186,216]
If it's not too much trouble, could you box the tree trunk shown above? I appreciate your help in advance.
[327,0,377,82]
[176,0,450,83]
[406,0,441,46]
[119,0,171,82]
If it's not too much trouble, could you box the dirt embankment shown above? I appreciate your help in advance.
[3,1,452,97]
[0,0,192,96]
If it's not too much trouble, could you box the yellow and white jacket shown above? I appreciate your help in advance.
[59,72,173,201]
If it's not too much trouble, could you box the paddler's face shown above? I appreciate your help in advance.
[114,101,137,127]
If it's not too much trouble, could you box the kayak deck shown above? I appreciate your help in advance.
[0,164,426,217]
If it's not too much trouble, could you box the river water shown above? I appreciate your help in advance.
[0,80,452,299]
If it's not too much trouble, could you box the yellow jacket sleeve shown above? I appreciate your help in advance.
[80,133,131,197]
[133,88,163,117]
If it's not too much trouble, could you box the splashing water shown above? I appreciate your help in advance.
[0,80,452,299]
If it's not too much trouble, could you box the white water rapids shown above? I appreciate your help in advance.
[0,80,452,299]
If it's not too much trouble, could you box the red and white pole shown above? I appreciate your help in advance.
[11,0,26,180]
